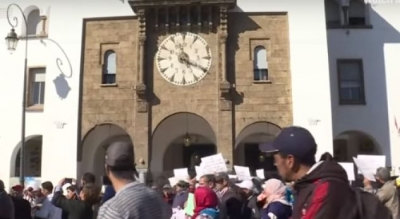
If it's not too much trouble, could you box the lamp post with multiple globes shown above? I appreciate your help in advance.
[5,3,29,186]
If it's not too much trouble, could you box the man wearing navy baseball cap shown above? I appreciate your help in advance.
[261,126,357,219]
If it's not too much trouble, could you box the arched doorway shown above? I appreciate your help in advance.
[151,112,217,176]
[11,135,43,178]
[79,124,133,184]
[235,122,281,176]
[333,131,381,162]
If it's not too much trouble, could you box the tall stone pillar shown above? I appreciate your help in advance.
[134,9,149,171]
[217,6,233,170]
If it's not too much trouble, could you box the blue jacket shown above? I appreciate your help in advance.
[101,186,116,204]
[260,202,292,219]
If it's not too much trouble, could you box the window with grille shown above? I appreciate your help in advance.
[253,46,269,81]
[337,59,366,105]
[29,67,46,106]
[102,50,116,84]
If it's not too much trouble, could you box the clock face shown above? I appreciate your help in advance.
[156,32,212,86]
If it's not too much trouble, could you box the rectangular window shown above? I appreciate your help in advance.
[337,59,365,105]
[29,67,46,107]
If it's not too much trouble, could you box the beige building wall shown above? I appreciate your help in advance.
[79,10,292,179]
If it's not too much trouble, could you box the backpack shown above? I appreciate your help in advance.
[354,188,392,219]
[196,208,219,219]
[308,178,392,219]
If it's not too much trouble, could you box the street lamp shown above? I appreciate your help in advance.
[183,133,191,147]
[5,3,29,186]
[5,28,19,51]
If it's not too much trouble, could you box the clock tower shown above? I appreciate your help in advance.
[80,0,292,180]
[129,0,236,112]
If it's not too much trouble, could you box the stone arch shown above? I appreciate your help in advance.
[78,123,133,185]
[333,130,381,162]
[234,122,281,173]
[150,112,217,174]
[10,135,42,177]
[235,122,281,147]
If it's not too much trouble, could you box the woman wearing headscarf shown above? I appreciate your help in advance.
[192,186,219,219]
[257,179,292,219]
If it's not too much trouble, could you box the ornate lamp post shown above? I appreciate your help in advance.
[5,3,29,186]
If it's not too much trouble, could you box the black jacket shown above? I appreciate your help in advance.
[292,161,358,219]
[10,196,32,219]
[219,189,243,219]
[51,191,93,219]
[241,195,260,219]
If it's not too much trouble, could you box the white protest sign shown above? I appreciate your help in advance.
[234,165,252,181]
[200,153,227,174]
[353,157,375,181]
[357,155,385,171]
[195,166,204,180]
[256,169,265,179]
[168,177,179,187]
[173,168,189,181]
[339,162,355,181]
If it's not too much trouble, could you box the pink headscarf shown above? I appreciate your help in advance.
[258,179,288,208]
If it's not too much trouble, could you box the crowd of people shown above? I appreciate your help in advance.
[0,126,400,219]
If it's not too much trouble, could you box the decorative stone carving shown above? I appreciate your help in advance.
[135,83,146,96]
[136,9,148,113]
[220,99,232,111]
[218,6,231,111]
[137,100,148,113]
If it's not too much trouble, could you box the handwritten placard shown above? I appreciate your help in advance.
[168,177,179,187]
[339,162,355,181]
[173,168,189,181]
[200,153,227,174]
[234,165,252,181]
[357,155,385,172]
[195,166,204,180]
[256,169,265,179]
[353,157,375,181]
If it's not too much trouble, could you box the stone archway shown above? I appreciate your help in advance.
[10,135,43,178]
[234,122,281,174]
[333,130,381,162]
[79,124,133,185]
[151,112,217,175]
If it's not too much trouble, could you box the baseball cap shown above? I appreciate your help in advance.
[235,180,254,190]
[105,142,135,170]
[11,185,23,193]
[260,126,317,164]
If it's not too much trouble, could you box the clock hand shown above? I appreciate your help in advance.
[187,59,207,72]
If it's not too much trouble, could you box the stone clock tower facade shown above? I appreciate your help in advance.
[79,0,292,179]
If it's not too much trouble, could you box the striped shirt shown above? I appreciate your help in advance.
[97,182,172,219]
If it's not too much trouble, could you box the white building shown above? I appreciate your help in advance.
[325,0,400,170]
[0,0,398,188]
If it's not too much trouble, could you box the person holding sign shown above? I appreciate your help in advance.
[363,167,399,219]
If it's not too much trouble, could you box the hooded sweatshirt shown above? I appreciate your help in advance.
[292,161,358,219]
[0,190,14,219]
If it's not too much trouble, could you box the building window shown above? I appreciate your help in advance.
[337,59,365,105]
[348,0,366,26]
[253,46,268,81]
[325,0,368,28]
[325,0,341,27]
[102,50,116,84]
[29,67,46,107]
[26,9,41,36]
